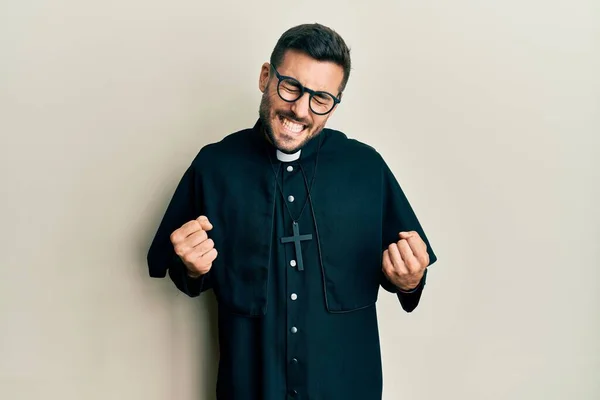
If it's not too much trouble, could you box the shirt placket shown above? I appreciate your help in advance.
[282,161,305,399]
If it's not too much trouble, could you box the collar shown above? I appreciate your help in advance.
[251,118,326,163]
[276,149,301,162]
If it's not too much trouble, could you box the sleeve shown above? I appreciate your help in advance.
[167,254,210,298]
[380,158,438,312]
[146,160,212,298]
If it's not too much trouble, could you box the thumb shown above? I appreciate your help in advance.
[398,231,412,239]
[196,215,213,231]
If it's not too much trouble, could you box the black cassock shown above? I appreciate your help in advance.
[147,119,438,400]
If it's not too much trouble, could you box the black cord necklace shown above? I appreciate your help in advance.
[265,133,324,271]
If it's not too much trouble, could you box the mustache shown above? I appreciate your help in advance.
[277,111,311,127]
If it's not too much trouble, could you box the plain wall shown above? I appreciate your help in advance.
[1,1,598,399]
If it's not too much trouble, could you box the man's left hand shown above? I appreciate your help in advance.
[382,231,430,291]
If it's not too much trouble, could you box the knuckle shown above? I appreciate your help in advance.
[387,264,397,276]
[173,244,184,257]
[382,260,389,271]
[182,253,194,264]
[202,263,213,272]
[423,253,430,265]
[409,259,421,270]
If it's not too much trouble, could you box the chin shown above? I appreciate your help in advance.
[273,136,305,153]
[271,115,311,153]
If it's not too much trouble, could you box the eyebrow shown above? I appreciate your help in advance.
[280,72,337,95]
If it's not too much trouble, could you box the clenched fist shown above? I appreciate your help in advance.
[170,215,218,278]
[382,231,430,291]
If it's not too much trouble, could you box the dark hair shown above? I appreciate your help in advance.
[269,23,351,94]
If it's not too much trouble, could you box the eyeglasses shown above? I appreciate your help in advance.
[271,65,341,116]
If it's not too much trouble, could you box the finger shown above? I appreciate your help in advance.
[399,231,417,239]
[171,220,202,244]
[184,246,217,268]
[405,235,429,266]
[181,245,204,265]
[397,239,420,271]
[382,249,393,275]
[402,231,426,249]
[388,243,408,274]
[186,230,209,248]
[196,215,213,231]
[199,248,218,264]
[399,231,427,254]
[174,230,208,256]
[194,238,214,256]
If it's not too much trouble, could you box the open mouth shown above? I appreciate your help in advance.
[278,115,306,136]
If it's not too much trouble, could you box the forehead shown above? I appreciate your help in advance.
[277,50,344,93]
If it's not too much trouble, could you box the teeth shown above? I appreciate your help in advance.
[281,117,304,133]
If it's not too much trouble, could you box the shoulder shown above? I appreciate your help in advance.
[189,126,255,167]
[323,127,385,165]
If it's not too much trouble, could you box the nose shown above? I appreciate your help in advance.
[290,92,311,120]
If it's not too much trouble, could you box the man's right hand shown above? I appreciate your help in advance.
[170,215,217,278]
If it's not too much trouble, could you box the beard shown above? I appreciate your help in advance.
[258,89,326,154]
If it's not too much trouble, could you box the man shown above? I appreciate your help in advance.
[147,23,437,400]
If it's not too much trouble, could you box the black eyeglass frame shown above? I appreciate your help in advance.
[270,65,342,116]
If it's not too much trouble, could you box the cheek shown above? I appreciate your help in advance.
[270,101,292,117]
[310,116,328,130]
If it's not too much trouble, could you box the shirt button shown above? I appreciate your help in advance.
[289,389,298,397]
[290,260,297,267]
[290,326,298,334]
[291,358,299,364]
[287,165,294,172]
[287,195,295,203]
[290,293,298,301]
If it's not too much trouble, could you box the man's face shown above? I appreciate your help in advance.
[258,50,344,154]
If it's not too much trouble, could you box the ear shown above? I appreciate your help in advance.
[258,62,271,93]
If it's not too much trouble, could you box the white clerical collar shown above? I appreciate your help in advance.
[276,149,301,162]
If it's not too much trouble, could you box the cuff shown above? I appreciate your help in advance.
[397,269,428,294]
[169,255,207,297]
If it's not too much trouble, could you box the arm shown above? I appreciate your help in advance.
[147,161,213,298]
[380,158,438,312]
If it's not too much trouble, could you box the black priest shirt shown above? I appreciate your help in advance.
[147,119,438,400]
